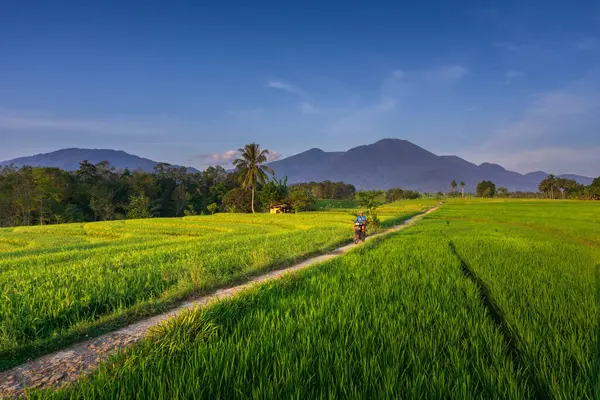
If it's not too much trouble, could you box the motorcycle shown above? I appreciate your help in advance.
[353,222,366,244]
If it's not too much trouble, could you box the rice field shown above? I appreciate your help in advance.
[0,200,434,371]
[35,199,600,399]
[313,199,358,210]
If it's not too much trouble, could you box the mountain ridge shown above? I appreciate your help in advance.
[1,140,593,191]
[0,148,199,173]
[267,138,593,191]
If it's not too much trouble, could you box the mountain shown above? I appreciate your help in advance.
[0,148,199,173]
[2,142,593,192]
[268,139,594,192]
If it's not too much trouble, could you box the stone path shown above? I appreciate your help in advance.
[0,207,438,398]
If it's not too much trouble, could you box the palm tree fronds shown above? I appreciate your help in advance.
[233,143,274,213]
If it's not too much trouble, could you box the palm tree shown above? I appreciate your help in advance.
[233,143,274,213]
[460,181,465,197]
[539,174,556,199]
[450,180,458,196]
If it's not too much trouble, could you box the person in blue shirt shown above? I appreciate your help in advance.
[354,211,367,234]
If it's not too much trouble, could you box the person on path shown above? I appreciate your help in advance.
[355,211,367,235]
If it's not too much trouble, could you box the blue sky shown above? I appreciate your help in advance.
[1,0,599,175]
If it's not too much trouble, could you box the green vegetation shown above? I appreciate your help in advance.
[385,187,421,201]
[451,179,458,195]
[232,142,274,214]
[40,225,526,399]
[0,162,243,227]
[36,199,599,399]
[313,199,357,210]
[291,181,356,201]
[476,180,497,197]
[538,174,600,200]
[432,199,599,398]
[0,142,290,227]
[356,190,384,227]
[288,187,315,213]
[0,200,434,371]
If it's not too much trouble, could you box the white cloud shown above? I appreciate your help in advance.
[299,102,319,114]
[528,91,598,116]
[191,150,238,166]
[464,146,600,176]
[487,90,600,147]
[328,65,468,136]
[190,148,282,167]
[267,151,282,162]
[266,65,468,137]
[425,65,470,83]
[328,73,400,135]
[266,80,310,100]
[0,109,169,136]
[577,37,598,51]
[458,73,600,176]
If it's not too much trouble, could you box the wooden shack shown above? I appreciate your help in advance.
[269,203,292,214]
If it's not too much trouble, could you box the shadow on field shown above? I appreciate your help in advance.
[448,241,546,400]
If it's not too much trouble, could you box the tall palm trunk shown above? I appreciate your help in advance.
[251,185,255,213]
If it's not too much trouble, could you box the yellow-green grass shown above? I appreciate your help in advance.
[313,199,358,210]
[39,199,599,399]
[0,200,434,371]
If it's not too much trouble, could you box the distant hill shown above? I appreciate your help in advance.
[268,139,593,192]
[0,148,199,173]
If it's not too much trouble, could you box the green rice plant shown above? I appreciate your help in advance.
[38,224,528,399]
[34,199,599,399]
[0,200,435,370]
[429,200,600,399]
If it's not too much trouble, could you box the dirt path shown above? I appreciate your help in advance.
[0,206,438,398]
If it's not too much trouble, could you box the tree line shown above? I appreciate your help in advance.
[448,176,600,199]
[0,161,230,227]
[0,143,341,227]
[0,164,421,229]
[291,181,356,200]
[537,174,600,200]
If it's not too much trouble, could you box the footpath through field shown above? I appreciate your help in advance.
[0,206,439,398]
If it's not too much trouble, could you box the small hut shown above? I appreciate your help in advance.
[269,203,292,214]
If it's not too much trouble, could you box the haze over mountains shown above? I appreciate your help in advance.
[1,140,593,192]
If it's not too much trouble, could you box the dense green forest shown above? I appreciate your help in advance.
[0,161,231,226]
[536,174,600,199]
[291,181,356,200]
[0,161,361,227]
